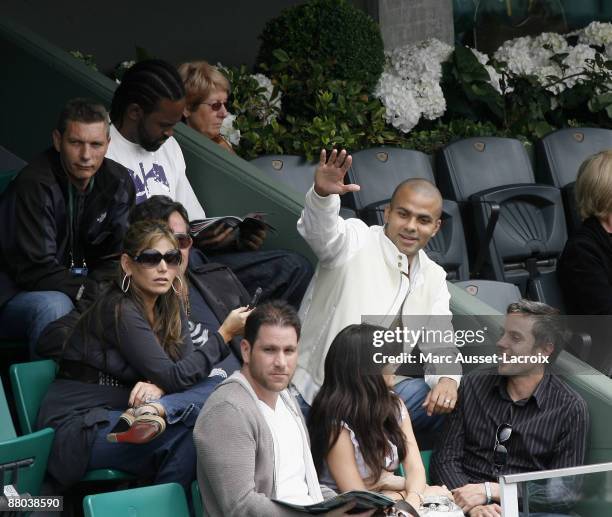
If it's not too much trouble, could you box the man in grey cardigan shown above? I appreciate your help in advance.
[193,300,373,517]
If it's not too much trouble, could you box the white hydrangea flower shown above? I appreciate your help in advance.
[533,44,597,94]
[220,113,241,146]
[562,43,597,88]
[413,79,446,120]
[578,21,612,47]
[375,72,421,133]
[494,36,536,76]
[375,38,453,133]
[534,64,564,93]
[533,32,569,54]
[251,73,282,124]
[387,38,453,83]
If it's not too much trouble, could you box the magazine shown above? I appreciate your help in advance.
[189,212,276,237]
[272,490,395,515]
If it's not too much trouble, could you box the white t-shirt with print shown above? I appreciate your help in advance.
[257,396,315,506]
[106,124,206,220]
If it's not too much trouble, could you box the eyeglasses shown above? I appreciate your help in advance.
[174,233,193,250]
[493,422,512,470]
[200,100,228,111]
[131,249,182,268]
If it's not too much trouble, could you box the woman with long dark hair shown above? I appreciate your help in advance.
[309,324,451,509]
[37,220,247,490]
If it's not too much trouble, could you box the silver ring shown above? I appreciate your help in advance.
[445,398,452,404]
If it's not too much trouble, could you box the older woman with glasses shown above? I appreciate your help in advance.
[178,60,234,153]
[37,220,250,491]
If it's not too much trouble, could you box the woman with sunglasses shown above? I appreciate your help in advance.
[178,60,234,153]
[309,324,452,511]
[37,220,248,490]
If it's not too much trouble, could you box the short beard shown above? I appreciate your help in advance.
[137,119,164,152]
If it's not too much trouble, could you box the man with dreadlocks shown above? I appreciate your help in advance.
[106,59,205,219]
[107,59,313,309]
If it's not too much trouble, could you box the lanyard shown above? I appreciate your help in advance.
[67,179,94,272]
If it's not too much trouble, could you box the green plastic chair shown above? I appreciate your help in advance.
[10,359,134,482]
[0,377,54,497]
[83,482,190,517]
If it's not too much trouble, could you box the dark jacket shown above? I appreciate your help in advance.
[187,249,250,358]
[0,148,135,309]
[37,294,221,487]
[557,216,612,315]
[35,255,250,487]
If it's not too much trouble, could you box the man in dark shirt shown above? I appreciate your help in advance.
[431,300,589,517]
[0,99,135,355]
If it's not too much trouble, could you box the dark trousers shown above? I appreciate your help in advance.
[209,249,313,308]
[88,411,196,490]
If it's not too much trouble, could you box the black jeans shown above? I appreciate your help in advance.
[209,249,313,309]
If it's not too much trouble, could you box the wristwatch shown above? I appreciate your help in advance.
[484,481,492,504]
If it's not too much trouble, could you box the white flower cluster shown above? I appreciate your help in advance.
[578,21,612,49]
[220,113,241,146]
[251,73,282,124]
[494,33,568,77]
[375,38,453,133]
[493,31,599,94]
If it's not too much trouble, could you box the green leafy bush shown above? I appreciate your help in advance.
[256,0,384,93]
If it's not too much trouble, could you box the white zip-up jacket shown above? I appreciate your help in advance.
[294,186,461,404]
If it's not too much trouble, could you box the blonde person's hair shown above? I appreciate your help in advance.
[575,150,612,221]
[178,61,230,113]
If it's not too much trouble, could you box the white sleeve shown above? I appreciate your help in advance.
[173,147,206,220]
[297,186,369,268]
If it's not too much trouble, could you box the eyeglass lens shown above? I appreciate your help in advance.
[133,249,181,267]
[174,233,193,249]
[207,101,227,111]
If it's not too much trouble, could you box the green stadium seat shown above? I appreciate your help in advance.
[0,376,53,497]
[10,359,134,482]
[83,482,190,517]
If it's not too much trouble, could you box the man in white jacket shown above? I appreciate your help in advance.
[293,149,461,435]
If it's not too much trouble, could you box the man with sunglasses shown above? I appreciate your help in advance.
[430,300,588,517]
[0,98,134,357]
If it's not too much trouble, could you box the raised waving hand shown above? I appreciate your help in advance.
[314,149,360,197]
